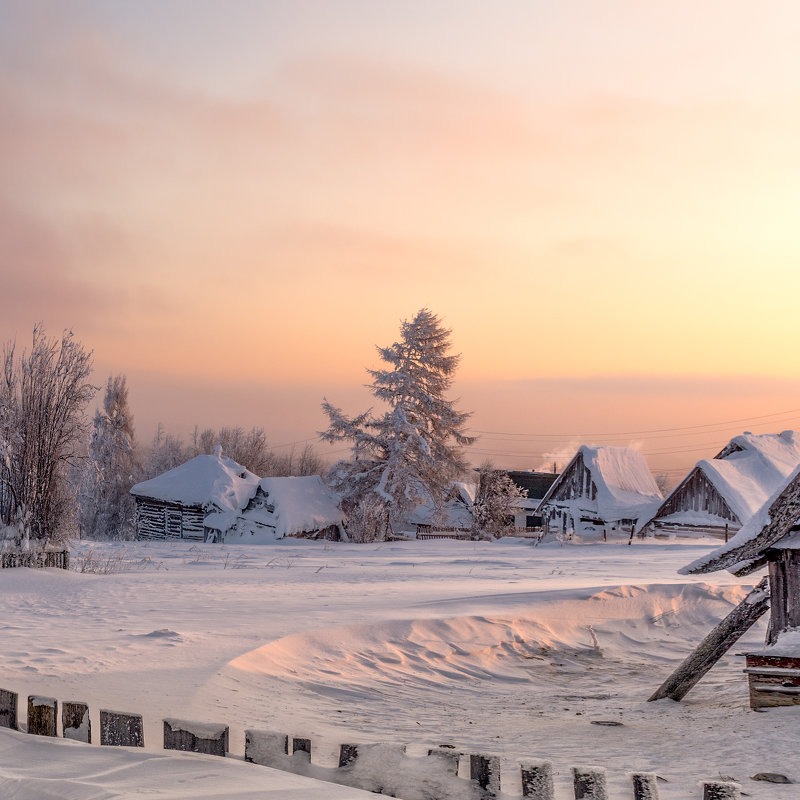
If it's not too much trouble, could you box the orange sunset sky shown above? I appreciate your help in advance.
[2,1,800,481]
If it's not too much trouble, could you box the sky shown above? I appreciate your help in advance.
[1,1,800,480]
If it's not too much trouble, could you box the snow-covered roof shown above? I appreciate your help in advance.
[681,462,800,576]
[402,481,476,529]
[242,476,344,538]
[453,481,476,507]
[647,431,800,534]
[701,431,800,522]
[539,445,662,522]
[130,453,259,513]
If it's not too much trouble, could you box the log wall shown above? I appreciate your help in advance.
[135,499,205,541]
[0,550,69,570]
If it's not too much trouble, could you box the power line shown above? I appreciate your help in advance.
[467,407,800,439]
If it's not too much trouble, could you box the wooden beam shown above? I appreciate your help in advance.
[648,577,769,702]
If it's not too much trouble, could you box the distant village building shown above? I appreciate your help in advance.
[505,470,559,530]
[130,450,259,541]
[639,431,800,539]
[405,482,476,536]
[537,445,662,538]
[230,476,345,543]
[681,464,800,708]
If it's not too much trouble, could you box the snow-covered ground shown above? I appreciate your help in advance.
[1,537,797,798]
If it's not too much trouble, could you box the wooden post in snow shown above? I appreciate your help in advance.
[648,577,769,702]
[703,781,741,800]
[631,772,660,800]
[521,760,554,799]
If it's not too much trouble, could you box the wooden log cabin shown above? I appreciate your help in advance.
[681,465,800,708]
[639,431,800,539]
[130,450,259,541]
[536,445,662,538]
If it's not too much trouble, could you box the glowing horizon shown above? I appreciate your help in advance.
[2,1,799,478]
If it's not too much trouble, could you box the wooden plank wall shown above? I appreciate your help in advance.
[657,469,738,523]
[135,499,206,541]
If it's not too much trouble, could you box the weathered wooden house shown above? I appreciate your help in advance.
[681,465,800,708]
[229,476,345,543]
[405,482,476,536]
[537,445,662,538]
[505,470,559,529]
[130,451,259,541]
[639,431,800,538]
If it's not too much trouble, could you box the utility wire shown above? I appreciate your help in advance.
[467,407,800,439]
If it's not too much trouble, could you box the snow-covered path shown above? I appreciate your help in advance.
[1,538,797,798]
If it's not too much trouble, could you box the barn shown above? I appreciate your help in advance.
[229,475,345,543]
[130,450,259,541]
[639,431,800,538]
[681,464,800,708]
[537,445,662,538]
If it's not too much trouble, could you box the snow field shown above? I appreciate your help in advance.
[0,538,798,798]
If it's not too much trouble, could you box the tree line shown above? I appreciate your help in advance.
[0,326,326,545]
[1,311,524,547]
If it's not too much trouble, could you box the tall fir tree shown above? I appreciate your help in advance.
[80,375,136,539]
[322,309,474,541]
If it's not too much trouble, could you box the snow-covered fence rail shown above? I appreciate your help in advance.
[0,548,69,569]
[0,686,747,799]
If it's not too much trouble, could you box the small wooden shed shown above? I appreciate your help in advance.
[130,451,259,541]
[640,431,800,538]
[229,476,345,543]
[537,445,661,538]
[681,465,800,707]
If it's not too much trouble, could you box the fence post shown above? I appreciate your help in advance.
[163,718,228,757]
[27,696,57,737]
[99,710,144,747]
[292,737,312,760]
[339,743,359,767]
[62,701,91,743]
[573,766,609,800]
[470,753,501,796]
[0,689,18,730]
[631,772,660,800]
[521,760,555,799]
[703,782,741,800]
[244,730,288,765]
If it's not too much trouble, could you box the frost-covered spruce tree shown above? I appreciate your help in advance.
[79,375,136,540]
[322,309,474,541]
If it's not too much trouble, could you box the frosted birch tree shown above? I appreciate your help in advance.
[321,309,474,541]
[0,326,95,544]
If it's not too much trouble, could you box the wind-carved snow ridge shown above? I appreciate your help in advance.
[227,582,750,698]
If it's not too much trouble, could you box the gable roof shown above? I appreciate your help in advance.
[538,445,662,521]
[644,430,800,530]
[131,453,259,513]
[681,463,800,576]
[243,475,344,537]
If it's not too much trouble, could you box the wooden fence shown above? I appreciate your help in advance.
[0,549,69,570]
[0,687,750,799]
